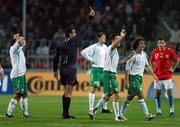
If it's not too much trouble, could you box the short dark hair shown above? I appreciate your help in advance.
[109,33,119,42]
[65,26,75,38]
[132,36,145,50]
[95,32,105,42]
[158,38,166,41]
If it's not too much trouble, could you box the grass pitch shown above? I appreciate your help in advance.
[0,95,179,127]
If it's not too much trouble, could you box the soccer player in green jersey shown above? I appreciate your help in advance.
[5,34,29,118]
[119,37,158,121]
[89,29,135,121]
[81,32,112,116]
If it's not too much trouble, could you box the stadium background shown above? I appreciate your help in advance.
[0,1,180,127]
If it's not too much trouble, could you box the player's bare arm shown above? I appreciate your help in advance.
[170,58,179,73]
[119,51,136,64]
[124,70,129,90]
[53,72,60,80]
[0,65,5,80]
[89,6,95,17]
[81,48,96,65]
[145,65,158,81]
[149,61,155,72]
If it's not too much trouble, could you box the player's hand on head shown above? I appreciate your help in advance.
[13,33,21,43]
[13,33,20,39]
[120,29,126,37]
[17,36,24,46]
[20,36,26,46]
[89,6,95,17]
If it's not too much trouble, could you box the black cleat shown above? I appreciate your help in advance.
[156,112,162,117]
[62,114,76,119]
[23,114,30,118]
[101,108,113,113]
[169,112,175,117]
[69,115,76,119]
[5,113,13,118]
[147,114,155,121]
[115,116,125,121]
[89,111,95,120]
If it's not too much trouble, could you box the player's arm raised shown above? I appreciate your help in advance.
[162,21,173,33]
[89,6,95,17]
[111,29,126,48]
[77,6,95,40]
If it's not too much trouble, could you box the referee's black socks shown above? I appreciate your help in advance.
[62,95,71,117]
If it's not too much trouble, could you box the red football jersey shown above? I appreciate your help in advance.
[149,48,179,80]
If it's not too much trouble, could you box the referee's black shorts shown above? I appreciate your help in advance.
[60,65,77,86]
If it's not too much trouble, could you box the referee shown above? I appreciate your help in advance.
[53,7,95,119]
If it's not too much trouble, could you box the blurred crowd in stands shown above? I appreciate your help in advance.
[0,0,180,71]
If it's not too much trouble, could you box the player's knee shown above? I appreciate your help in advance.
[22,94,28,98]
[64,91,72,97]
[137,94,144,100]
[90,87,96,93]
[155,89,161,96]
[167,89,173,96]
[14,93,21,101]
[127,95,134,101]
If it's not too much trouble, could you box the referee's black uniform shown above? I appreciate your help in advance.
[53,16,93,119]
